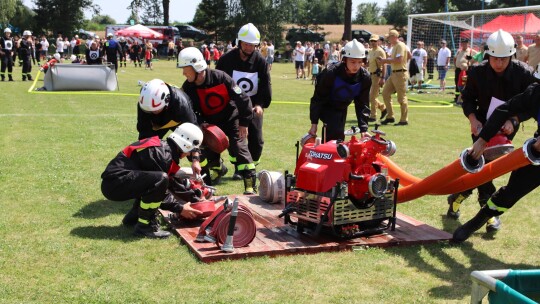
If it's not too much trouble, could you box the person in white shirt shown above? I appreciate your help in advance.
[293,41,306,79]
[437,39,452,93]
[266,40,275,71]
[56,34,64,58]
[410,41,428,92]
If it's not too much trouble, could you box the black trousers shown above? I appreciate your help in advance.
[101,170,169,203]
[491,164,540,210]
[454,68,462,96]
[320,108,347,142]
[247,113,264,163]
[1,54,13,74]
[427,58,434,75]
[22,56,31,75]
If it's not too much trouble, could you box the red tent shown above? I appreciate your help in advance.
[461,13,540,40]
[114,24,164,39]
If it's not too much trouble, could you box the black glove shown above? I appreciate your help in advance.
[465,55,472,60]
[169,177,201,203]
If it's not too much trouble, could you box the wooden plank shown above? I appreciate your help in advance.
[160,196,452,263]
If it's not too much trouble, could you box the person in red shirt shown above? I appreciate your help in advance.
[202,45,211,65]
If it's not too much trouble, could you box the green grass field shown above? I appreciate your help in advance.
[1,59,539,303]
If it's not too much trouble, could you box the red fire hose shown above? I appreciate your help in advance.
[196,200,256,249]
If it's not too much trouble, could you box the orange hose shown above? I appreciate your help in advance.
[377,155,421,187]
[396,159,469,203]
[429,147,530,195]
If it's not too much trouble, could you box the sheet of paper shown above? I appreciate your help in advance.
[487,97,506,119]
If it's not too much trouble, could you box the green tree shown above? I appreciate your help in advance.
[382,0,410,31]
[128,0,164,25]
[354,3,383,24]
[91,15,116,25]
[488,0,540,8]
[10,1,35,34]
[0,0,17,27]
[192,0,230,42]
[33,0,100,35]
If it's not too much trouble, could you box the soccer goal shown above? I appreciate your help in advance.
[407,5,540,53]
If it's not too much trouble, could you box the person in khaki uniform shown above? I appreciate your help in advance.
[515,35,528,63]
[378,30,409,126]
[366,34,387,122]
[525,32,540,70]
[454,38,477,103]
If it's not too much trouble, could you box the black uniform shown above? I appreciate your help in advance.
[103,38,122,71]
[452,82,540,243]
[181,68,254,184]
[456,59,535,203]
[0,34,14,81]
[216,47,272,165]
[85,47,104,65]
[119,41,129,67]
[477,83,540,212]
[137,84,198,139]
[130,43,142,67]
[310,62,371,141]
[18,38,33,81]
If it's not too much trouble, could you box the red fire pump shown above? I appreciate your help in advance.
[281,127,399,238]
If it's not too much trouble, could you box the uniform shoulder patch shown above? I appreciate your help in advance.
[233,85,242,95]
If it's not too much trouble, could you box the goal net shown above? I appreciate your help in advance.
[407,5,540,53]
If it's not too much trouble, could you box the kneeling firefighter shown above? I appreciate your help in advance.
[100,123,203,239]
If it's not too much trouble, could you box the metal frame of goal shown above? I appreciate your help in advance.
[407,5,540,53]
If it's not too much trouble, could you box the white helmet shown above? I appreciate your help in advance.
[486,29,516,58]
[23,30,32,36]
[168,123,203,153]
[343,39,366,59]
[4,28,11,33]
[237,23,260,44]
[70,55,77,61]
[139,79,170,113]
[107,33,113,38]
[177,47,207,72]
[53,53,61,61]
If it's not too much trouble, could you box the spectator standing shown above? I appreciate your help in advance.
[453,38,477,103]
[259,41,268,62]
[426,43,437,80]
[40,36,49,62]
[56,34,64,59]
[515,35,528,63]
[167,39,175,61]
[311,58,321,85]
[327,43,341,67]
[314,42,324,66]
[63,37,69,58]
[366,34,387,122]
[266,40,275,71]
[410,40,428,92]
[437,40,452,93]
[526,33,540,70]
[216,23,271,181]
[293,41,306,79]
[73,35,81,56]
[379,29,409,126]
[305,42,314,79]
[70,36,77,57]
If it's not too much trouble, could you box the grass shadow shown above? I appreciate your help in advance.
[383,215,535,301]
[70,225,139,242]
[73,199,134,219]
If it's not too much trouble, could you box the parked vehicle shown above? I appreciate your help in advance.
[285,28,325,45]
[105,25,181,55]
[77,29,96,40]
[347,29,373,42]
[175,25,209,41]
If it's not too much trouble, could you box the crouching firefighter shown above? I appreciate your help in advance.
[177,47,258,195]
[452,81,540,243]
[100,123,203,239]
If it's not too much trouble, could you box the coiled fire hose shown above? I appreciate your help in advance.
[196,198,256,251]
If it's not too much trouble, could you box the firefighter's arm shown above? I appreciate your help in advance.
[190,151,201,175]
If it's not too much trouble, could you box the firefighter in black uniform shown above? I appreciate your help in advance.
[104,33,122,72]
[308,39,371,141]
[130,40,142,67]
[216,23,272,180]
[177,47,257,195]
[85,41,104,65]
[19,30,33,81]
[445,29,536,233]
[118,37,129,67]
[0,28,14,81]
[453,81,540,243]
[101,123,204,238]
[137,78,198,140]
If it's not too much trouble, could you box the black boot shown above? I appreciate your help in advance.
[209,159,228,185]
[478,198,501,232]
[27,75,33,81]
[452,207,498,244]
[243,170,257,195]
[1,75,4,81]
[134,205,171,239]
[8,75,13,81]
[446,192,471,220]
[22,75,26,81]
[122,198,140,226]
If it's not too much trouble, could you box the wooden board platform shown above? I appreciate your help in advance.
[160,196,452,263]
